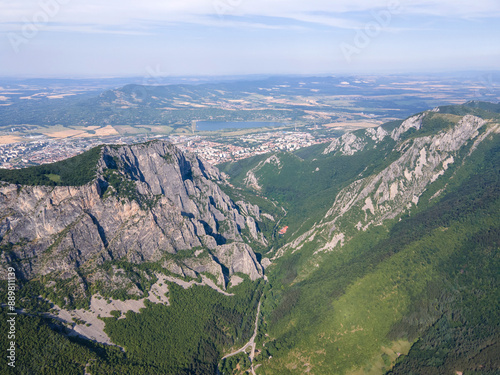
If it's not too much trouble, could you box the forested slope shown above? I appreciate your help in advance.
[220,103,500,374]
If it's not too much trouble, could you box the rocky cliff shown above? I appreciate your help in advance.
[277,110,499,257]
[0,141,265,298]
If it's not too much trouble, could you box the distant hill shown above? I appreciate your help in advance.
[2,75,495,129]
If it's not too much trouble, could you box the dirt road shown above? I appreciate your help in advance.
[218,298,262,374]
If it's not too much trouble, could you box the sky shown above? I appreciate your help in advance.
[0,0,499,78]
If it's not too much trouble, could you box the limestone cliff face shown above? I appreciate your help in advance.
[322,132,368,156]
[0,141,263,286]
[322,122,389,156]
[278,112,498,257]
[324,115,487,226]
[243,154,281,191]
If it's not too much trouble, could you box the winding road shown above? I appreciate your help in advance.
[218,298,262,375]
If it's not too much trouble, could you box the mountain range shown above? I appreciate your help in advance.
[0,101,499,374]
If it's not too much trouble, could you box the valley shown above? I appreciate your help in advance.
[0,95,499,374]
[2,0,499,371]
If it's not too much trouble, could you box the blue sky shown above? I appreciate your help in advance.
[0,0,499,77]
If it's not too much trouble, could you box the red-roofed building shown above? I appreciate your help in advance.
[278,226,288,235]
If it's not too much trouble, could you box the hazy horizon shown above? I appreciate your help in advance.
[0,69,500,86]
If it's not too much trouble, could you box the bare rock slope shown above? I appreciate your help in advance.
[0,141,264,290]
[278,112,499,257]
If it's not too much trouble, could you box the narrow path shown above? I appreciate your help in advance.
[249,299,261,362]
[218,298,262,374]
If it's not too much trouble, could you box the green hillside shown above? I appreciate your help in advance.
[0,279,263,375]
[256,135,499,374]
[0,146,103,186]
[219,103,499,374]
[223,106,498,374]
[219,136,399,243]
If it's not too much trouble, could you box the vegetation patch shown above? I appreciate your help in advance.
[0,146,103,186]
[257,130,499,374]
[101,280,263,374]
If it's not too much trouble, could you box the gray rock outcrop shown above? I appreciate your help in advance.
[279,113,496,257]
[0,141,264,287]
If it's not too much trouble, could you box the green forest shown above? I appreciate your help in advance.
[215,105,499,374]
[0,280,263,375]
[248,128,500,373]
[0,146,102,186]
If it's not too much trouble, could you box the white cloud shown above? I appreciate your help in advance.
[0,0,499,35]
